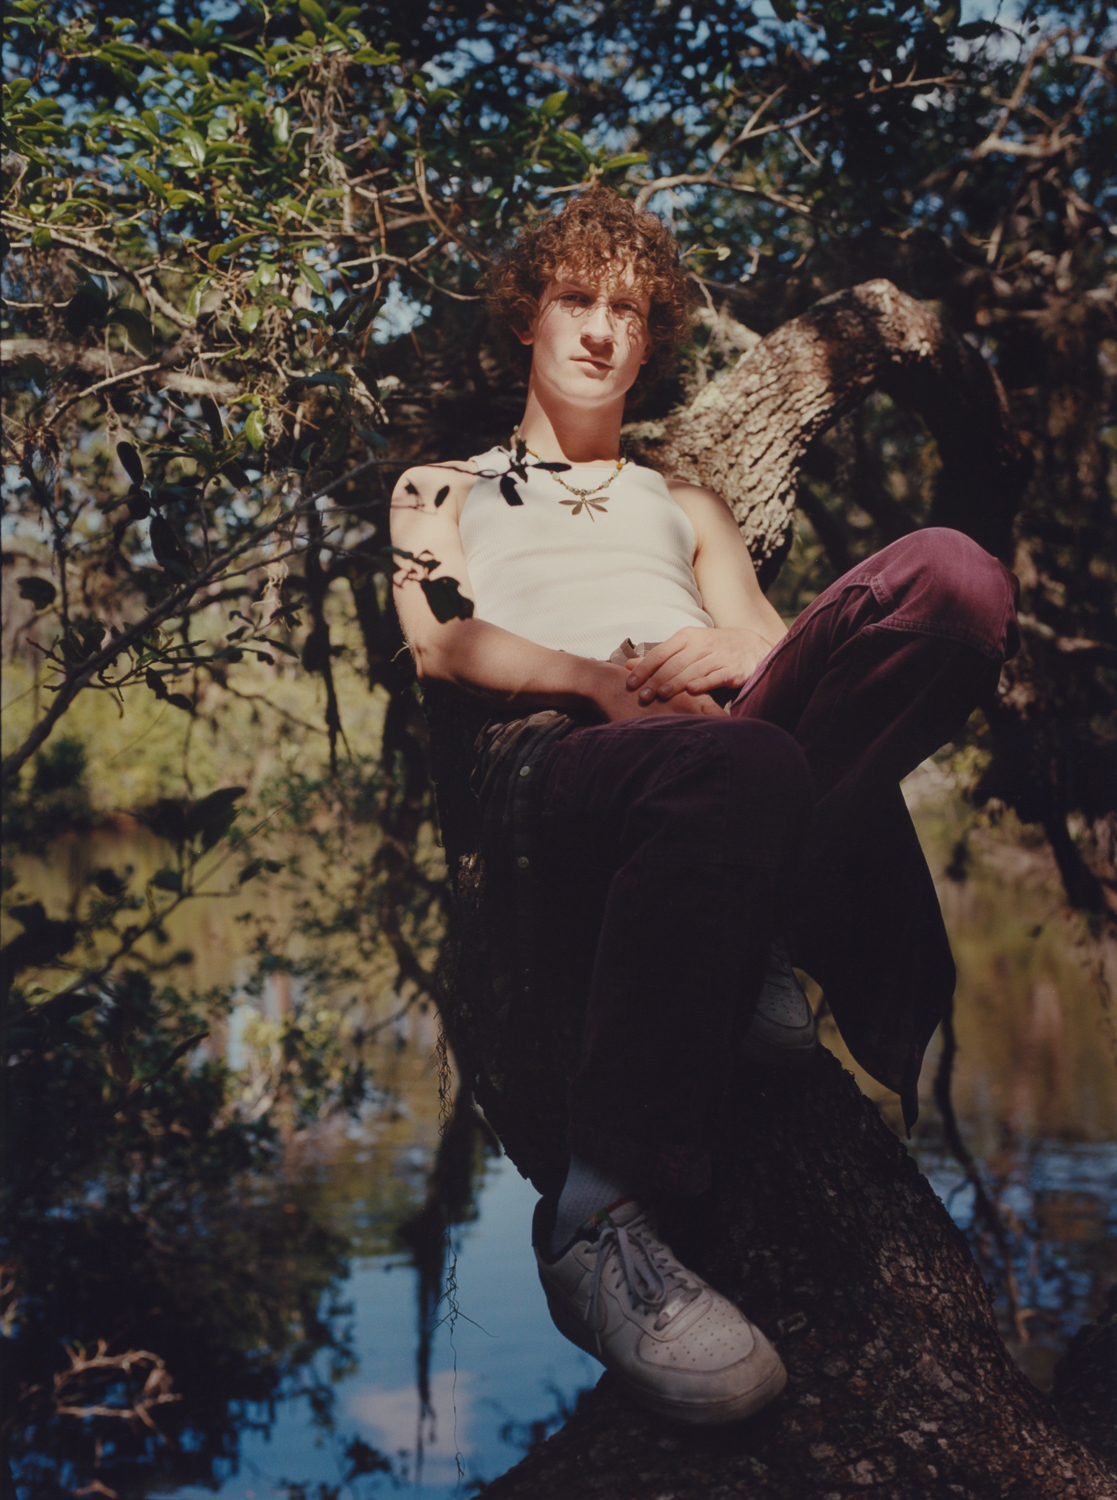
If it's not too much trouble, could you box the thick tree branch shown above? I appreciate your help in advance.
[626,279,1029,578]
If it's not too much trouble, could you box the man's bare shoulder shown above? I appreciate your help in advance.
[663,474,729,509]
[392,456,482,520]
[663,475,738,531]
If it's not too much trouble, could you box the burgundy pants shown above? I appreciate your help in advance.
[535,529,1019,1196]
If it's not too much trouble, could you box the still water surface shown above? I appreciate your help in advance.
[12,782,1117,1496]
[165,1153,594,1498]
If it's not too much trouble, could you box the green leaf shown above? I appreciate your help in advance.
[182,434,216,467]
[63,279,110,338]
[36,991,99,1027]
[145,798,187,845]
[110,306,154,357]
[145,667,169,699]
[556,130,593,163]
[238,858,266,884]
[30,225,52,249]
[16,353,50,390]
[186,275,214,320]
[149,513,193,574]
[771,0,797,19]
[295,370,350,396]
[17,577,57,610]
[240,304,263,332]
[602,152,648,171]
[145,1031,208,1084]
[2,904,79,973]
[541,89,568,120]
[117,441,145,485]
[299,262,327,295]
[92,867,128,897]
[151,867,183,893]
[299,0,328,36]
[244,409,266,448]
[221,461,253,490]
[187,786,247,851]
[129,161,168,199]
[207,232,256,264]
[934,1,961,32]
[180,128,207,166]
[200,396,224,445]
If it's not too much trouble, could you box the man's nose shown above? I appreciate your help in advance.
[581,300,616,339]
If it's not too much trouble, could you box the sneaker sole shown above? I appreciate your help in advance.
[541,1289,788,1426]
[741,1032,819,1069]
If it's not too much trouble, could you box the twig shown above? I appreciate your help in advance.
[215,680,329,735]
[45,362,163,422]
[634,172,821,221]
[1,461,380,784]
[932,999,1029,1342]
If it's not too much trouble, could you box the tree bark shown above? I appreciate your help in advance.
[431,281,1114,1497]
[625,278,1028,576]
[469,1050,1115,1500]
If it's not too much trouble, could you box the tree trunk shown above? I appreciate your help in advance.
[431,281,1115,1497]
[469,1049,1115,1500]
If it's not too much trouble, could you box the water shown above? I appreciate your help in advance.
[7,783,1117,1497]
[166,1156,594,1499]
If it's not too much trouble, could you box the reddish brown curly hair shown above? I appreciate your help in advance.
[484,185,695,387]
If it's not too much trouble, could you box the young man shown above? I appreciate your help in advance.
[390,188,1018,1426]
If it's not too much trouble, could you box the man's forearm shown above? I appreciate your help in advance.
[410,616,618,717]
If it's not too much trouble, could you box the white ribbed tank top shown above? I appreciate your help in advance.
[459,447,713,660]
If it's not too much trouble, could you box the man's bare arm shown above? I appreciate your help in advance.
[624,481,788,703]
[389,465,722,721]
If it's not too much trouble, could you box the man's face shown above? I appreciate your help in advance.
[519,265,652,407]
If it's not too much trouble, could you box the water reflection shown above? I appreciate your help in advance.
[7,784,1116,1498]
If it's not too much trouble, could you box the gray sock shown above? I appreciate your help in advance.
[552,1155,634,1254]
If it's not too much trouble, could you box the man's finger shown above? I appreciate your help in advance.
[625,633,692,687]
[684,665,735,693]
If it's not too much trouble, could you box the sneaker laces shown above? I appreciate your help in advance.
[587,1215,700,1352]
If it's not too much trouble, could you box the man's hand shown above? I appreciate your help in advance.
[624,627,776,704]
[592,660,726,721]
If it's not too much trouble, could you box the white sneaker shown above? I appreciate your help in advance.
[534,1199,787,1425]
[743,939,818,1067]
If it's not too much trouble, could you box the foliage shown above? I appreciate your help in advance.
[2,0,1115,1490]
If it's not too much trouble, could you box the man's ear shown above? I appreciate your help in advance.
[514,323,534,347]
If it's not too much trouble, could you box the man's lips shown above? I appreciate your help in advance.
[574,356,612,371]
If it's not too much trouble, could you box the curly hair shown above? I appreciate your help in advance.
[484,185,695,387]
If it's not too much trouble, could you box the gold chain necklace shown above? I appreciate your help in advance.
[509,425,627,516]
